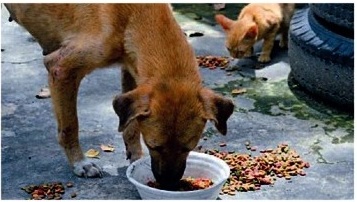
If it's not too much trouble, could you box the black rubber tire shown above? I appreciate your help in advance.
[309,3,354,31]
[288,8,354,111]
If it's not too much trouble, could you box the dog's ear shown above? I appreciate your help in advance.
[200,88,234,135]
[112,88,151,132]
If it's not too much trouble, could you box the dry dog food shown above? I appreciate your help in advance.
[147,177,213,191]
[196,55,230,69]
[21,181,74,200]
[204,143,309,195]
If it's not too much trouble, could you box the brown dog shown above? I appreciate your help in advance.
[5,4,234,188]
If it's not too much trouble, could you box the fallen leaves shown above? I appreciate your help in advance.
[231,88,247,95]
[85,144,116,159]
[85,149,100,158]
[100,144,115,152]
[35,87,51,99]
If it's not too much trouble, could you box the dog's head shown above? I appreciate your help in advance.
[113,83,234,189]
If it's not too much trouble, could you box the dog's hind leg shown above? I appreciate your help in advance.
[44,43,103,178]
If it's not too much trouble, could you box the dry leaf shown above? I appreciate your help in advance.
[231,88,247,95]
[85,149,100,158]
[100,144,115,152]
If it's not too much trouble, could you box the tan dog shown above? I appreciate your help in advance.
[5,4,234,188]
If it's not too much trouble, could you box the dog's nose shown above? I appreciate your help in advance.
[155,174,182,190]
[150,157,186,190]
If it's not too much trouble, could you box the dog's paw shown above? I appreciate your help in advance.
[73,159,103,178]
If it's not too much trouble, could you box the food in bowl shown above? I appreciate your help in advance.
[147,177,213,191]
[126,151,230,199]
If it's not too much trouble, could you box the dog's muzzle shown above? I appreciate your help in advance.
[150,156,186,190]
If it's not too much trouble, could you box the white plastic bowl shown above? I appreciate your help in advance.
[126,151,230,199]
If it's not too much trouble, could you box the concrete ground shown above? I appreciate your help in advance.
[1,4,354,200]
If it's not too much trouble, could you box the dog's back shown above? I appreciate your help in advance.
[5,4,175,59]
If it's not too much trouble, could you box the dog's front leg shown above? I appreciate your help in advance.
[44,48,102,178]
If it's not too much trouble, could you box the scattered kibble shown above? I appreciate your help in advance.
[22,182,74,200]
[203,143,310,196]
[196,145,203,150]
[66,182,73,188]
[70,192,77,198]
[219,143,227,147]
[250,146,258,151]
[196,55,230,69]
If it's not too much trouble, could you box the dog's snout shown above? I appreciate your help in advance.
[150,157,186,190]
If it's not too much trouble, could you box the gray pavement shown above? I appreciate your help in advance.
[1,4,354,200]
